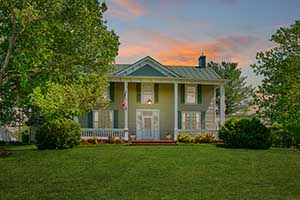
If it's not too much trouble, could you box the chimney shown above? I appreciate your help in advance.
[198,54,206,68]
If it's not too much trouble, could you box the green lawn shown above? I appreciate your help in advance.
[1,144,300,200]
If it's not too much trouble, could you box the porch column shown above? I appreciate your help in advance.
[124,81,129,141]
[174,82,178,140]
[220,84,226,126]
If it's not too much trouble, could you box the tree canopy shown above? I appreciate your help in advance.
[208,61,254,116]
[251,20,300,140]
[0,0,119,125]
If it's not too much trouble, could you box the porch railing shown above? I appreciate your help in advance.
[81,128,126,139]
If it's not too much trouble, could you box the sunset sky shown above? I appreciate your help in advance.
[103,0,300,86]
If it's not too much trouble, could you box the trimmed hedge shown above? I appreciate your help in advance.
[35,119,81,150]
[177,134,194,143]
[219,118,271,149]
[177,133,216,144]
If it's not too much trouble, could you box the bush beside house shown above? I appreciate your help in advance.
[35,119,81,150]
[219,118,272,149]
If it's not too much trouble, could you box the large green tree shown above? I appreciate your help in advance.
[252,20,300,145]
[0,0,119,125]
[208,62,254,116]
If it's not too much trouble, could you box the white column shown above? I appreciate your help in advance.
[174,82,178,140]
[124,81,129,141]
[220,84,226,126]
[213,86,217,130]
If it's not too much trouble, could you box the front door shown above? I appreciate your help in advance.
[136,110,159,140]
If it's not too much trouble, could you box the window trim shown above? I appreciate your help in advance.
[185,84,197,104]
[181,111,201,130]
[93,109,114,128]
[141,83,155,104]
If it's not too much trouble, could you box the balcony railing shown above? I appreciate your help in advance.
[81,128,126,139]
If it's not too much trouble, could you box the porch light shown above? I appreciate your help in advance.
[147,99,152,105]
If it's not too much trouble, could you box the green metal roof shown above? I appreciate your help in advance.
[165,65,221,80]
[111,56,222,81]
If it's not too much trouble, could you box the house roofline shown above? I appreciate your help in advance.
[108,76,225,85]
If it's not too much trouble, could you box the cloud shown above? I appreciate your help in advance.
[106,0,146,19]
[116,29,270,67]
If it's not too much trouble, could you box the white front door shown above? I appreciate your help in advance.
[136,110,159,140]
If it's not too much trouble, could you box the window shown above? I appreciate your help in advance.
[103,88,109,100]
[93,110,113,128]
[182,112,200,129]
[186,85,196,104]
[142,84,154,104]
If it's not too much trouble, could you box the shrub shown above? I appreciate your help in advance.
[271,123,293,148]
[35,118,81,150]
[194,134,205,143]
[177,134,193,143]
[81,139,89,145]
[194,133,216,143]
[219,118,271,149]
[108,136,115,144]
[20,127,30,144]
[87,136,98,144]
[114,137,125,144]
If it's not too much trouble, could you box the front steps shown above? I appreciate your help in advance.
[129,140,176,146]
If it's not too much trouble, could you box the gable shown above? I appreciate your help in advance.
[114,56,180,78]
[128,64,167,77]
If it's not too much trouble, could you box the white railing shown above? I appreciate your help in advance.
[175,129,219,139]
[0,128,17,142]
[81,128,126,139]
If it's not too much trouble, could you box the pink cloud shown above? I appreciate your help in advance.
[107,0,146,19]
[116,29,271,67]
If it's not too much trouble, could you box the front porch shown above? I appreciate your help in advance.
[81,128,219,141]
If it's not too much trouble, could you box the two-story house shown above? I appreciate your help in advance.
[79,55,225,141]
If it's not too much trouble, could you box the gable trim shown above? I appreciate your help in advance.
[114,56,181,78]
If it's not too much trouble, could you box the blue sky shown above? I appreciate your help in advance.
[103,0,300,86]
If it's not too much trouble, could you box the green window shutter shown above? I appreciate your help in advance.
[109,82,115,103]
[197,85,202,104]
[136,83,141,103]
[88,111,93,128]
[180,84,185,104]
[178,111,182,129]
[201,111,206,130]
[154,83,159,103]
[113,110,119,128]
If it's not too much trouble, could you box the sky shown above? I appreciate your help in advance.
[103,0,300,86]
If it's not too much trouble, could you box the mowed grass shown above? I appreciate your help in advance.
[1,145,300,200]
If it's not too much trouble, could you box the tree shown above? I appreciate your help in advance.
[208,62,254,116]
[251,20,300,147]
[0,0,119,126]
[30,73,109,121]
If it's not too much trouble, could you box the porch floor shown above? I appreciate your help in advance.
[129,140,176,146]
